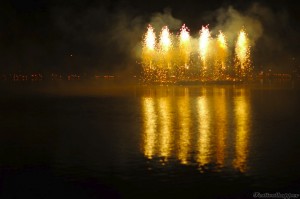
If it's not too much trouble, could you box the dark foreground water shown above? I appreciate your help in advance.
[0,83,300,198]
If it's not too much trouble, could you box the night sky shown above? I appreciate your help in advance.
[0,0,299,73]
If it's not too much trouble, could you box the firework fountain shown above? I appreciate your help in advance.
[141,24,252,84]
[178,24,191,80]
[159,26,172,69]
[158,26,173,82]
[216,31,228,79]
[199,26,211,79]
[235,29,251,79]
[141,25,156,82]
[179,25,191,69]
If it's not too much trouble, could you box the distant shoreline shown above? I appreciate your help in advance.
[0,78,299,98]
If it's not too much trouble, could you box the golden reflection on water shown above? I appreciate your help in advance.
[158,97,172,160]
[197,88,211,166]
[233,89,250,172]
[214,88,227,167]
[141,87,250,172]
[177,88,191,164]
[142,97,157,159]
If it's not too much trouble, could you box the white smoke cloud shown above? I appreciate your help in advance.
[212,5,263,48]
[149,8,182,32]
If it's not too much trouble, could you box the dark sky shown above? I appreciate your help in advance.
[0,0,299,73]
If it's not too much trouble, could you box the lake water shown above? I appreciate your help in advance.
[0,84,299,198]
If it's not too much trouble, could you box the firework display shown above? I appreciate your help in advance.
[141,24,252,83]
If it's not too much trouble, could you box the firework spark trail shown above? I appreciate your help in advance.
[145,25,156,51]
[236,30,248,68]
[160,26,172,53]
[217,31,228,73]
[159,26,173,69]
[235,29,251,77]
[199,26,211,71]
[142,25,156,69]
[179,24,191,69]
[140,24,253,83]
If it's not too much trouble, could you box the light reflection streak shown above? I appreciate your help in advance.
[197,88,211,166]
[177,88,191,164]
[215,88,227,167]
[142,97,157,159]
[141,87,250,173]
[158,97,172,160]
[233,89,250,172]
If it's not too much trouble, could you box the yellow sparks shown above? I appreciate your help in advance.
[180,24,190,44]
[144,25,156,51]
[160,26,172,53]
[217,31,228,70]
[158,26,173,69]
[217,31,227,50]
[142,24,157,71]
[235,29,249,68]
[140,24,253,83]
[199,25,211,69]
[179,24,191,69]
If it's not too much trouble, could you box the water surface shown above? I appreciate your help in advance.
[0,84,299,198]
